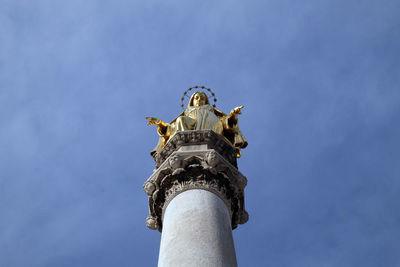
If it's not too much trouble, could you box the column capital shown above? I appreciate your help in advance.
[144,130,248,232]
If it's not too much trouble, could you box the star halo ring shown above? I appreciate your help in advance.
[180,85,217,110]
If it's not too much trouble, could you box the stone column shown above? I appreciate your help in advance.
[143,130,248,267]
[158,190,237,267]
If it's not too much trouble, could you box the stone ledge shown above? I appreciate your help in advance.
[152,130,238,169]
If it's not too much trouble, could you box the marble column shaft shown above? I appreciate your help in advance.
[158,189,237,267]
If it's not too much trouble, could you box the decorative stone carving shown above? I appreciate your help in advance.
[144,130,248,232]
[152,130,237,168]
[143,181,156,196]
[146,215,158,230]
[168,154,185,175]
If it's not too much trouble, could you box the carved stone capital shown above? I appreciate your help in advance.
[144,130,248,232]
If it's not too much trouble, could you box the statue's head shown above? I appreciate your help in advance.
[180,86,216,109]
[206,151,219,167]
[189,92,209,107]
[168,154,182,169]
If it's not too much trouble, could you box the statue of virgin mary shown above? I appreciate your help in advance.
[146,91,247,157]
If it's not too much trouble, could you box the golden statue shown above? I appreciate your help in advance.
[146,88,248,158]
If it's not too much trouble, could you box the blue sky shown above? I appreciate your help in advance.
[1,0,399,266]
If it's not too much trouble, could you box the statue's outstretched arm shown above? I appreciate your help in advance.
[146,117,169,135]
[227,105,244,126]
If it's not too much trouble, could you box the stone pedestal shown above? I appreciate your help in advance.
[144,130,248,267]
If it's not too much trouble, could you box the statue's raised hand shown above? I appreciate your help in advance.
[230,105,244,116]
[146,117,165,126]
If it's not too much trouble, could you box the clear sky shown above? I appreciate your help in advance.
[1,0,399,266]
